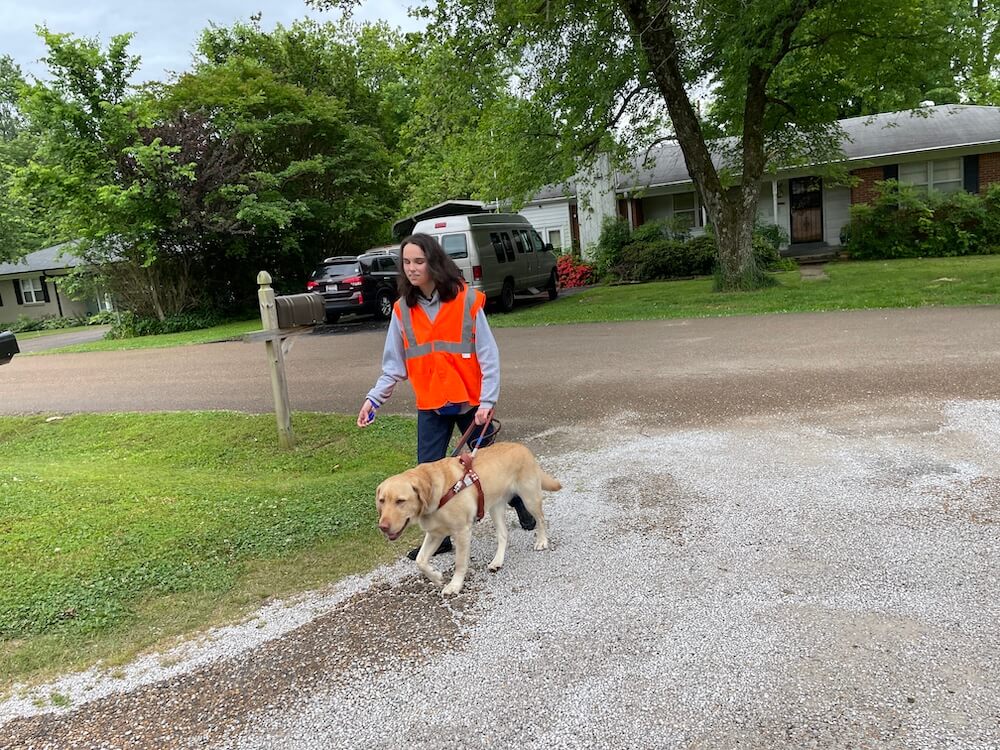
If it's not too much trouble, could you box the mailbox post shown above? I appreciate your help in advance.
[248,274,327,450]
[257,272,295,449]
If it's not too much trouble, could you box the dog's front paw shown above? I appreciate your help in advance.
[487,559,504,572]
[533,538,549,551]
[442,580,464,596]
[419,566,444,585]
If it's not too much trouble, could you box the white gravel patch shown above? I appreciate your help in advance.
[220,398,1000,749]
[0,559,416,725]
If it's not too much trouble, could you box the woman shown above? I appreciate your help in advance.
[358,233,534,557]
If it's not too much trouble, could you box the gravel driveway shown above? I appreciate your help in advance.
[2,309,999,748]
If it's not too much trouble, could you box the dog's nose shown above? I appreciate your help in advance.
[378,523,391,534]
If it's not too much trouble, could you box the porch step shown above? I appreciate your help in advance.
[782,242,840,262]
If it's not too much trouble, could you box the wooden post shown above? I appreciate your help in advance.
[257,271,295,449]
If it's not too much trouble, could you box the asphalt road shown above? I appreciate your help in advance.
[3,307,1000,431]
[3,307,1000,749]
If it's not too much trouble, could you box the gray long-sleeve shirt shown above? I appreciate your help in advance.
[365,289,500,410]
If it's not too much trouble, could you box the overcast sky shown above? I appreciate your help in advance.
[0,0,425,83]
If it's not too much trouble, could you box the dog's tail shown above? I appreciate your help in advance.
[540,471,562,492]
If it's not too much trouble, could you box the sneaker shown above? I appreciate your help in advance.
[509,496,536,531]
[406,536,454,560]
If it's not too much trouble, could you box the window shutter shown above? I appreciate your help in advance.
[963,155,979,194]
[0,288,4,306]
[882,164,898,181]
[14,280,23,305]
[40,277,50,303]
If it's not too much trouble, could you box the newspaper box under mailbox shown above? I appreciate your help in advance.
[275,292,325,329]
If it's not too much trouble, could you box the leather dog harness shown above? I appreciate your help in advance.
[438,453,485,521]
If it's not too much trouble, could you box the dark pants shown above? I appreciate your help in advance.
[417,409,497,463]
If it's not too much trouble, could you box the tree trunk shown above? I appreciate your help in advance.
[714,189,763,290]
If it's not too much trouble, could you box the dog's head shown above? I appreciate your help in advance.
[375,468,433,541]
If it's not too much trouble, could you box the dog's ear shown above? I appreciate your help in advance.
[410,469,433,512]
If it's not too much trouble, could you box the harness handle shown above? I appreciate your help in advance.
[450,408,500,458]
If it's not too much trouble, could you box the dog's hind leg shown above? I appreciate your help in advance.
[520,487,549,551]
[487,501,510,571]
[415,533,445,586]
[442,526,472,596]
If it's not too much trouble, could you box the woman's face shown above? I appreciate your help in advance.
[402,243,431,290]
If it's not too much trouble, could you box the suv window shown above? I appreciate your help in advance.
[312,261,360,280]
[441,233,468,259]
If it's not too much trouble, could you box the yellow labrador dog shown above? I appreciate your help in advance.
[376,442,561,595]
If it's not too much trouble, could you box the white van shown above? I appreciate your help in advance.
[411,213,559,312]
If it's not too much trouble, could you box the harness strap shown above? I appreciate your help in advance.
[438,453,485,521]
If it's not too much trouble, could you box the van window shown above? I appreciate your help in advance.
[518,229,534,253]
[490,232,506,264]
[512,231,526,254]
[529,230,545,252]
[500,233,515,262]
[441,233,468,259]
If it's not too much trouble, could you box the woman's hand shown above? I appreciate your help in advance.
[357,400,376,428]
[474,406,493,425]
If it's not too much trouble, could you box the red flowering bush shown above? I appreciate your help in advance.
[556,254,596,288]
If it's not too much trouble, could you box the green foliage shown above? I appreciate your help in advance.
[106,310,225,339]
[844,181,1000,260]
[593,216,632,277]
[6,314,86,333]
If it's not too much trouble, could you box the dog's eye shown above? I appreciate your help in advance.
[376,497,384,506]
[396,498,405,505]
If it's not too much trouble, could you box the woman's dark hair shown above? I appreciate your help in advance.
[398,233,465,307]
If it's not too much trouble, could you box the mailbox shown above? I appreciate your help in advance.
[0,330,18,365]
[274,292,325,329]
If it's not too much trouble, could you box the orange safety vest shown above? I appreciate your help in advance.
[394,285,486,410]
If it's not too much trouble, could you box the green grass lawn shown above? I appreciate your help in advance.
[34,319,260,354]
[490,254,1000,327]
[0,412,422,689]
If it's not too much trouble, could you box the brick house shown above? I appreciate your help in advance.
[516,104,1000,258]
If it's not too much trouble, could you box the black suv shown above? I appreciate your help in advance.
[306,247,400,324]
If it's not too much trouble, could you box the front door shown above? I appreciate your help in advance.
[789,177,823,243]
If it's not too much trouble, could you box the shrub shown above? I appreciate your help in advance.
[107,310,224,339]
[555,254,596,288]
[7,315,87,333]
[593,216,632,277]
[844,181,1000,260]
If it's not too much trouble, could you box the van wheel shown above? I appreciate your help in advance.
[547,270,560,301]
[374,289,394,320]
[498,279,516,313]
[325,311,341,324]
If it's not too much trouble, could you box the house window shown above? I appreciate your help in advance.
[899,158,963,194]
[672,192,698,229]
[547,229,562,250]
[19,277,45,304]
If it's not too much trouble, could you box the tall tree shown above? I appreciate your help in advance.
[318,0,967,290]
[0,56,41,262]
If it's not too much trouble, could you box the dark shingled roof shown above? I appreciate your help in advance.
[0,242,82,277]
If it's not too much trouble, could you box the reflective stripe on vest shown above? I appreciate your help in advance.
[398,286,478,361]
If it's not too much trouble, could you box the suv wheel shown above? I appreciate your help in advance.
[374,289,394,320]
[498,279,516,313]
[547,270,560,301]
[325,311,341,324]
